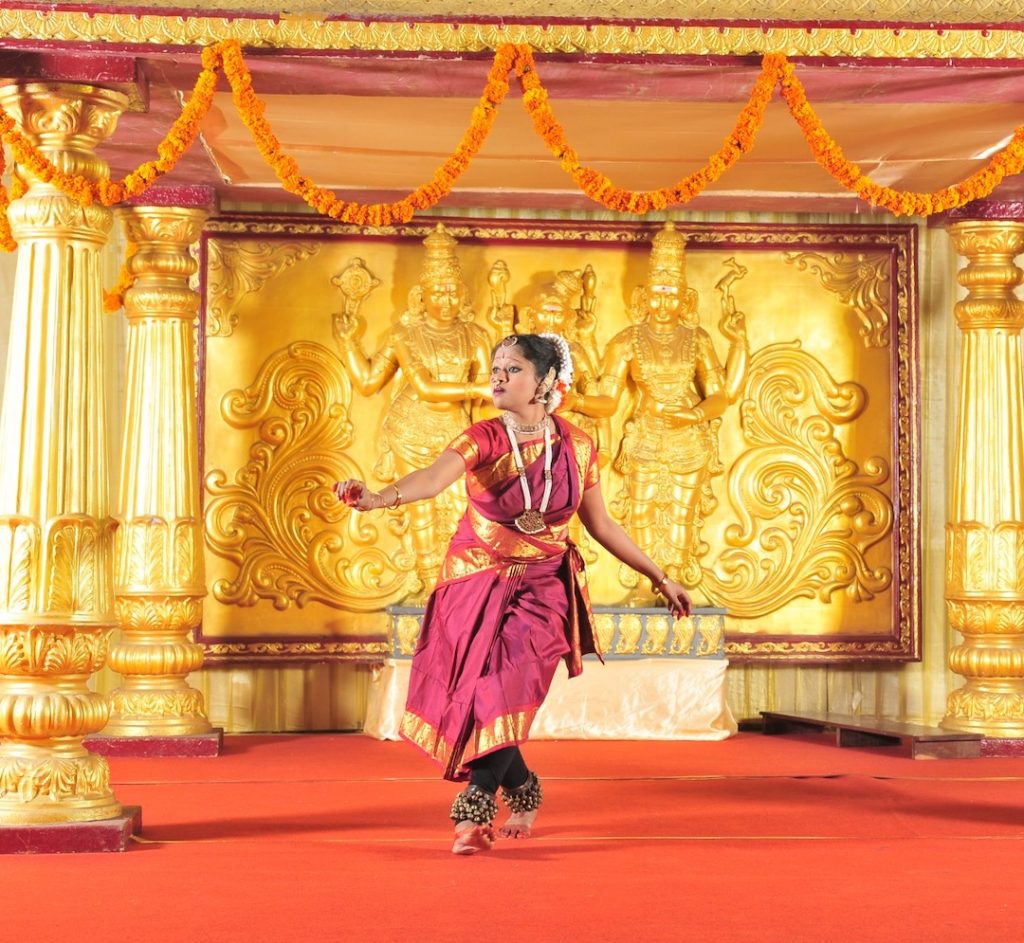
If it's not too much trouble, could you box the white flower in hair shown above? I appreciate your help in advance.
[538,332,574,412]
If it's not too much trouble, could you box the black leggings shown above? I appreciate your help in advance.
[468,745,530,794]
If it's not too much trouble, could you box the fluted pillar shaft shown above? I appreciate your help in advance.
[944,219,1024,736]
[0,83,128,823]
[106,203,211,736]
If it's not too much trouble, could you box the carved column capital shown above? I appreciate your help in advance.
[947,220,1024,332]
[117,204,208,322]
[0,81,128,206]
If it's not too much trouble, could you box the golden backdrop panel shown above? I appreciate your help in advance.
[198,217,918,664]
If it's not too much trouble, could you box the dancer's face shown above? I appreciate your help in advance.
[490,345,542,411]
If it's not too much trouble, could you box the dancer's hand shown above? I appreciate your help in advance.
[661,579,693,620]
[333,479,378,511]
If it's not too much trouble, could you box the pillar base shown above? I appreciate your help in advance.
[85,730,223,757]
[0,806,141,855]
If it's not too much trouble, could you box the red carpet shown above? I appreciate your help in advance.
[5,733,1024,942]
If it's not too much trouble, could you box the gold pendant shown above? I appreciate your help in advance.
[514,509,547,535]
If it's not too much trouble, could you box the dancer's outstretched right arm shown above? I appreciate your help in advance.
[333,450,465,512]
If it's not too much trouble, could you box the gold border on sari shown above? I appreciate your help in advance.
[400,707,540,775]
[467,436,559,495]
[446,431,480,468]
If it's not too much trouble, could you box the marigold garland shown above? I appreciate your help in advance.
[218,39,516,226]
[0,38,1023,253]
[102,242,138,313]
[776,59,1024,216]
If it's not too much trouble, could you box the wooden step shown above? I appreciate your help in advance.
[760,710,983,759]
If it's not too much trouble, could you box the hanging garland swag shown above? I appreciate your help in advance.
[1,38,1023,297]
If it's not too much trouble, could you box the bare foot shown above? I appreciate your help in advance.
[498,809,538,839]
[452,820,494,855]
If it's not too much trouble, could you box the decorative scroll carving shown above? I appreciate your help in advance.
[205,340,416,611]
[784,250,891,348]
[701,342,893,617]
[206,239,320,337]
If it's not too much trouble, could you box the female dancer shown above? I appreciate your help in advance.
[335,333,692,855]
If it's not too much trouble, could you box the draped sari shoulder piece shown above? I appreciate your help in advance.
[400,415,603,781]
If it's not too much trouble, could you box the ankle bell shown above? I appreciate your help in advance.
[450,784,498,825]
[501,771,543,814]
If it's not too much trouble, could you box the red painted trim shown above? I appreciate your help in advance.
[125,184,218,209]
[945,199,1024,220]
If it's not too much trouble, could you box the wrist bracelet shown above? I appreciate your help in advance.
[387,484,403,510]
[651,573,669,593]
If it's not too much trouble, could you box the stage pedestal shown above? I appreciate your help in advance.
[366,606,736,741]
[85,730,224,757]
[0,807,141,855]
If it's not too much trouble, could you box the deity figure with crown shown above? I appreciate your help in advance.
[498,266,612,466]
[596,222,750,591]
[332,223,493,595]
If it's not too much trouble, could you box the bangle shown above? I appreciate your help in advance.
[651,573,669,593]
[691,404,706,422]
[387,484,403,510]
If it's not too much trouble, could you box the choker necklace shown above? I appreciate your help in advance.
[502,412,550,435]
[503,415,553,534]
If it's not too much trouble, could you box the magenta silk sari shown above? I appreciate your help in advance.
[400,415,603,781]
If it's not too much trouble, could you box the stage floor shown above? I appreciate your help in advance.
[7,732,1024,942]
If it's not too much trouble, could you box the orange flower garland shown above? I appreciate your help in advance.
[0,38,1023,249]
[0,48,218,210]
[777,58,1024,216]
[219,40,517,226]
[516,48,785,213]
[102,243,138,313]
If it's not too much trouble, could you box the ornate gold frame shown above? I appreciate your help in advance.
[197,215,919,664]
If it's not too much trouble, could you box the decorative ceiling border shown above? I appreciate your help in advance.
[2,10,1024,60]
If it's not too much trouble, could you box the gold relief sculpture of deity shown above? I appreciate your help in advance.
[595,222,750,593]
[492,265,614,562]
[332,223,492,596]
[198,217,914,663]
[514,267,612,464]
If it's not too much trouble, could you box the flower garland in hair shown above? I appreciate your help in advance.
[539,332,573,412]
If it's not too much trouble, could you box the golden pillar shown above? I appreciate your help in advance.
[0,83,128,822]
[944,217,1024,736]
[106,200,212,737]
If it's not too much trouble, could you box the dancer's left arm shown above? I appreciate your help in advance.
[576,481,692,619]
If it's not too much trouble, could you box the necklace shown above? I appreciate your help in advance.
[502,412,550,435]
[503,415,553,534]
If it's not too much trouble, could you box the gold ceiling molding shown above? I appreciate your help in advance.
[37,0,1024,23]
[3,10,1024,59]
